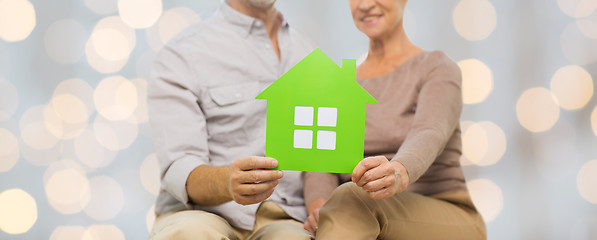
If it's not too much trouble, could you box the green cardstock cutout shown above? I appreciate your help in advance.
[256,48,377,173]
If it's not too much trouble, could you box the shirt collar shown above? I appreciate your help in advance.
[218,1,289,38]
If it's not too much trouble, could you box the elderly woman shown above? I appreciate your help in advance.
[302,0,486,239]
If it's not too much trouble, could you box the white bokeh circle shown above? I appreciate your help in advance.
[128,78,149,123]
[83,176,124,221]
[140,153,160,195]
[93,114,139,151]
[550,65,593,111]
[592,105,597,137]
[0,128,19,172]
[0,0,36,42]
[557,0,597,19]
[44,168,90,214]
[146,204,156,233]
[94,75,138,121]
[85,16,135,73]
[462,121,506,166]
[462,122,487,165]
[0,189,38,234]
[516,87,560,133]
[453,0,497,41]
[118,0,163,29]
[50,225,86,240]
[74,127,118,169]
[467,178,503,222]
[82,225,125,240]
[146,6,199,51]
[577,159,597,204]
[458,58,494,104]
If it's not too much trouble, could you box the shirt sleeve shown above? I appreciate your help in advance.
[391,52,463,183]
[148,44,210,208]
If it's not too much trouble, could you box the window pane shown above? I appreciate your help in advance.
[293,129,313,149]
[317,107,337,127]
[316,130,336,150]
[294,106,314,126]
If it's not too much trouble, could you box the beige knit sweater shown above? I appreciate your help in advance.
[304,51,468,206]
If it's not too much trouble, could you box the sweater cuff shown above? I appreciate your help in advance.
[391,154,425,184]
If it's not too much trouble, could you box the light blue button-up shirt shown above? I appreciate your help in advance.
[148,2,315,230]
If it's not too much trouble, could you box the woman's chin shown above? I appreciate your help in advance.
[361,30,384,40]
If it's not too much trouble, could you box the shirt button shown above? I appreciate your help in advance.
[265,44,271,48]
[235,93,242,98]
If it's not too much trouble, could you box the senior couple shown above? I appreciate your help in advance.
[147,0,486,239]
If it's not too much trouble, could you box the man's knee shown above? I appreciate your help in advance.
[250,222,312,240]
[151,210,237,240]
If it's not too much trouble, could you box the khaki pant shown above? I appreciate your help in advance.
[150,201,313,240]
[316,182,486,240]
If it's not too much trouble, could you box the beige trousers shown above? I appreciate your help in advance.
[316,182,487,240]
[150,201,313,240]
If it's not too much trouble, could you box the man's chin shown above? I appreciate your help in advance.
[246,0,277,9]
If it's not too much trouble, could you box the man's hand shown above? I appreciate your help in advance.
[351,156,410,199]
[303,198,327,235]
[228,156,284,205]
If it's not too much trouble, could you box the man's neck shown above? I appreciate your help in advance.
[228,0,280,36]
[228,0,282,59]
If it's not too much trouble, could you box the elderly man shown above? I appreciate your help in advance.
[147,0,314,239]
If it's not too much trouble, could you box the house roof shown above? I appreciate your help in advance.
[256,48,377,104]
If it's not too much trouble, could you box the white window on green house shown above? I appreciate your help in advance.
[293,106,337,150]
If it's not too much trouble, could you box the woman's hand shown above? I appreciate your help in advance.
[352,156,410,199]
[303,198,327,235]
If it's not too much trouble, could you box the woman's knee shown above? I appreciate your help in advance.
[329,182,371,203]
[319,182,376,219]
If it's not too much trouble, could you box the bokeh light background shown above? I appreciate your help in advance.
[1,0,597,239]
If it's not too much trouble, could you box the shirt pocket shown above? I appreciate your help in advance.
[209,82,261,107]
[206,82,265,147]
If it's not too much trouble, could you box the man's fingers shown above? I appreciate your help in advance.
[303,221,313,235]
[235,180,279,196]
[237,169,283,184]
[234,188,275,205]
[304,215,317,235]
[352,157,384,183]
[236,157,278,171]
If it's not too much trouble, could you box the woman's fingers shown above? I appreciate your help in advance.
[352,156,409,200]
[352,156,385,183]
[355,161,395,188]
[361,174,395,192]
[367,186,395,199]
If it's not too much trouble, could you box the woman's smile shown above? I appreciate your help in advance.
[361,14,383,25]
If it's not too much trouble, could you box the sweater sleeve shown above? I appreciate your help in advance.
[303,172,341,206]
[391,52,463,183]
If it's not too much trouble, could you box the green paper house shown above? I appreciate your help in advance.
[256,48,377,173]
